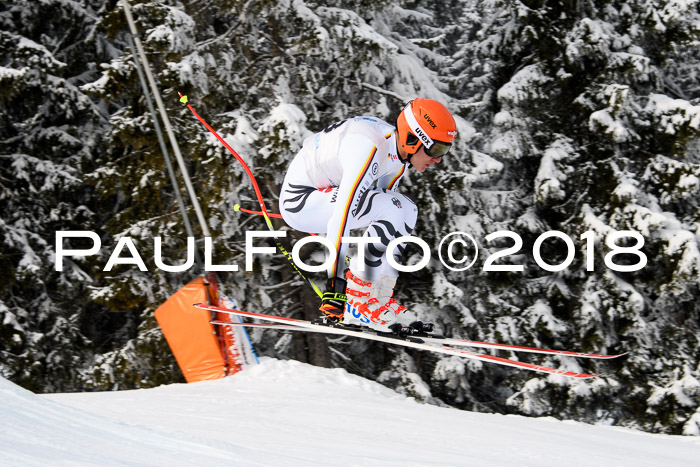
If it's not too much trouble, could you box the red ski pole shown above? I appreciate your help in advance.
[180,94,322,298]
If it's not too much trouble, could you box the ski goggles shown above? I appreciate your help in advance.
[424,140,452,158]
[402,104,453,159]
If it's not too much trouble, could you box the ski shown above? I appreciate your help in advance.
[211,320,307,332]
[423,336,627,359]
[197,304,603,378]
[210,320,627,359]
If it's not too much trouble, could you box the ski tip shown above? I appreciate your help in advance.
[233,203,240,211]
[593,351,629,359]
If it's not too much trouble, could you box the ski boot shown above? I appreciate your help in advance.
[342,270,385,329]
[344,270,435,334]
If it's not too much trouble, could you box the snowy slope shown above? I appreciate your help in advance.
[1,358,698,467]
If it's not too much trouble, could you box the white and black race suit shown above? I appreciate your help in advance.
[280,116,417,280]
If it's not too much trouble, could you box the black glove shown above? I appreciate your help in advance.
[318,277,347,321]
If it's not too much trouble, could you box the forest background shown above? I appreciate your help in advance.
[1,0,699,436]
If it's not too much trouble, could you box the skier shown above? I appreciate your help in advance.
[280,99,457,332]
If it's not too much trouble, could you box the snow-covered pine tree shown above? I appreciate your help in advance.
[439,0,700,434]
[0,0,111,391]
[77,0,225,388]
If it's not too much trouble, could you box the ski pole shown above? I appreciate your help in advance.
[234,204,328,241]
[179,94,322,298]
[233,203,283,219]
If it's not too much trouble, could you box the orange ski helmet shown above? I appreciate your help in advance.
[396,99,457,158]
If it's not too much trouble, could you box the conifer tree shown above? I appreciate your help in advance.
[440,0,700,434]
[0,0,110,391]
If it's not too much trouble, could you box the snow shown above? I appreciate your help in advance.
[534,139,572,203]
[496,64,552,105]
[2,358,698,466]
[645,94,700,133]
[523,299,567,334]
[258,101,312,159]
[589,108,630,141]
[144,6,195,54]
